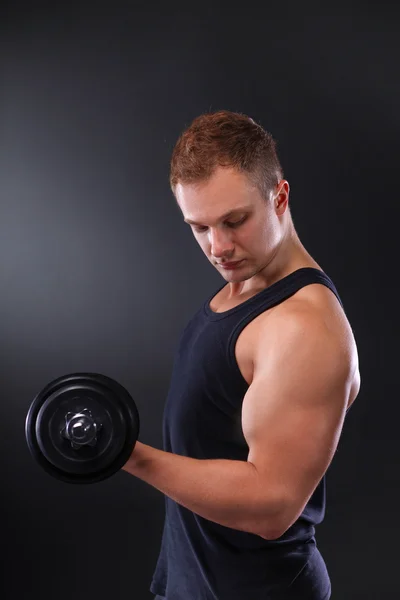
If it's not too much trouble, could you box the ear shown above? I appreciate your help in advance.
[274,180,290,215]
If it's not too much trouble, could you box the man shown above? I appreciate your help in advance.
[122,110,361,599]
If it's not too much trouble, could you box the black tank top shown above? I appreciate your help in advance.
[150,268,343,600]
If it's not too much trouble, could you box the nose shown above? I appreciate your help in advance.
[209,228,235,259]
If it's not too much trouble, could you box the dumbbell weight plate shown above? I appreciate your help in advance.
[25,373,140,484]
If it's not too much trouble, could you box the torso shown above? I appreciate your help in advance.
[209,272,360,411]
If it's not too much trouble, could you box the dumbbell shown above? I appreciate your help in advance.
[25,373,140,484]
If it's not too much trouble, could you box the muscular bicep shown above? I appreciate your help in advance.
[241,313,355,536]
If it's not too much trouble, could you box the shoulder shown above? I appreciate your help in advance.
[267,280,355,344]
[253,287,358,380]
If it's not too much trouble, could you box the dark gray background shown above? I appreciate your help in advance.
[0,2,398,599]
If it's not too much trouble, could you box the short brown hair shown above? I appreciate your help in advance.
[170,110,284,201]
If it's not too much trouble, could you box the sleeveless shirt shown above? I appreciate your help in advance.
[150,268,345,599]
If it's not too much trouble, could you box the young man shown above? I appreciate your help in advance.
[123,110,361,599]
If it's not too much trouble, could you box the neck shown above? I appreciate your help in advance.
[228,215,321,297]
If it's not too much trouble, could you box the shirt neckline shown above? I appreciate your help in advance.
[203,267,326,321]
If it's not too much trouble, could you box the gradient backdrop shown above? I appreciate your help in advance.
[0,3,398,599]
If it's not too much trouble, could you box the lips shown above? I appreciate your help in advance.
[218,260,243,268]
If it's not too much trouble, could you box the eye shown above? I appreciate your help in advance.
[191,216,247,233]
[226,216,247,228]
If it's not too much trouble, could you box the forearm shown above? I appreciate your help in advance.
[122,441,280,539]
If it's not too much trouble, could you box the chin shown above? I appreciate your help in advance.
[222,271,247,282]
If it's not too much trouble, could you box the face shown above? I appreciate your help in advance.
[175,167,289,283]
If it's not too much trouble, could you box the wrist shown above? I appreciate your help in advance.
[122,440,146,474]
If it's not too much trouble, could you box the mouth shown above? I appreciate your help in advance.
[218,260,244,270]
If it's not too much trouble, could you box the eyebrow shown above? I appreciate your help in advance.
[184,206,251,226]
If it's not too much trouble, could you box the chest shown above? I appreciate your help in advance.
[210,291,273,386]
